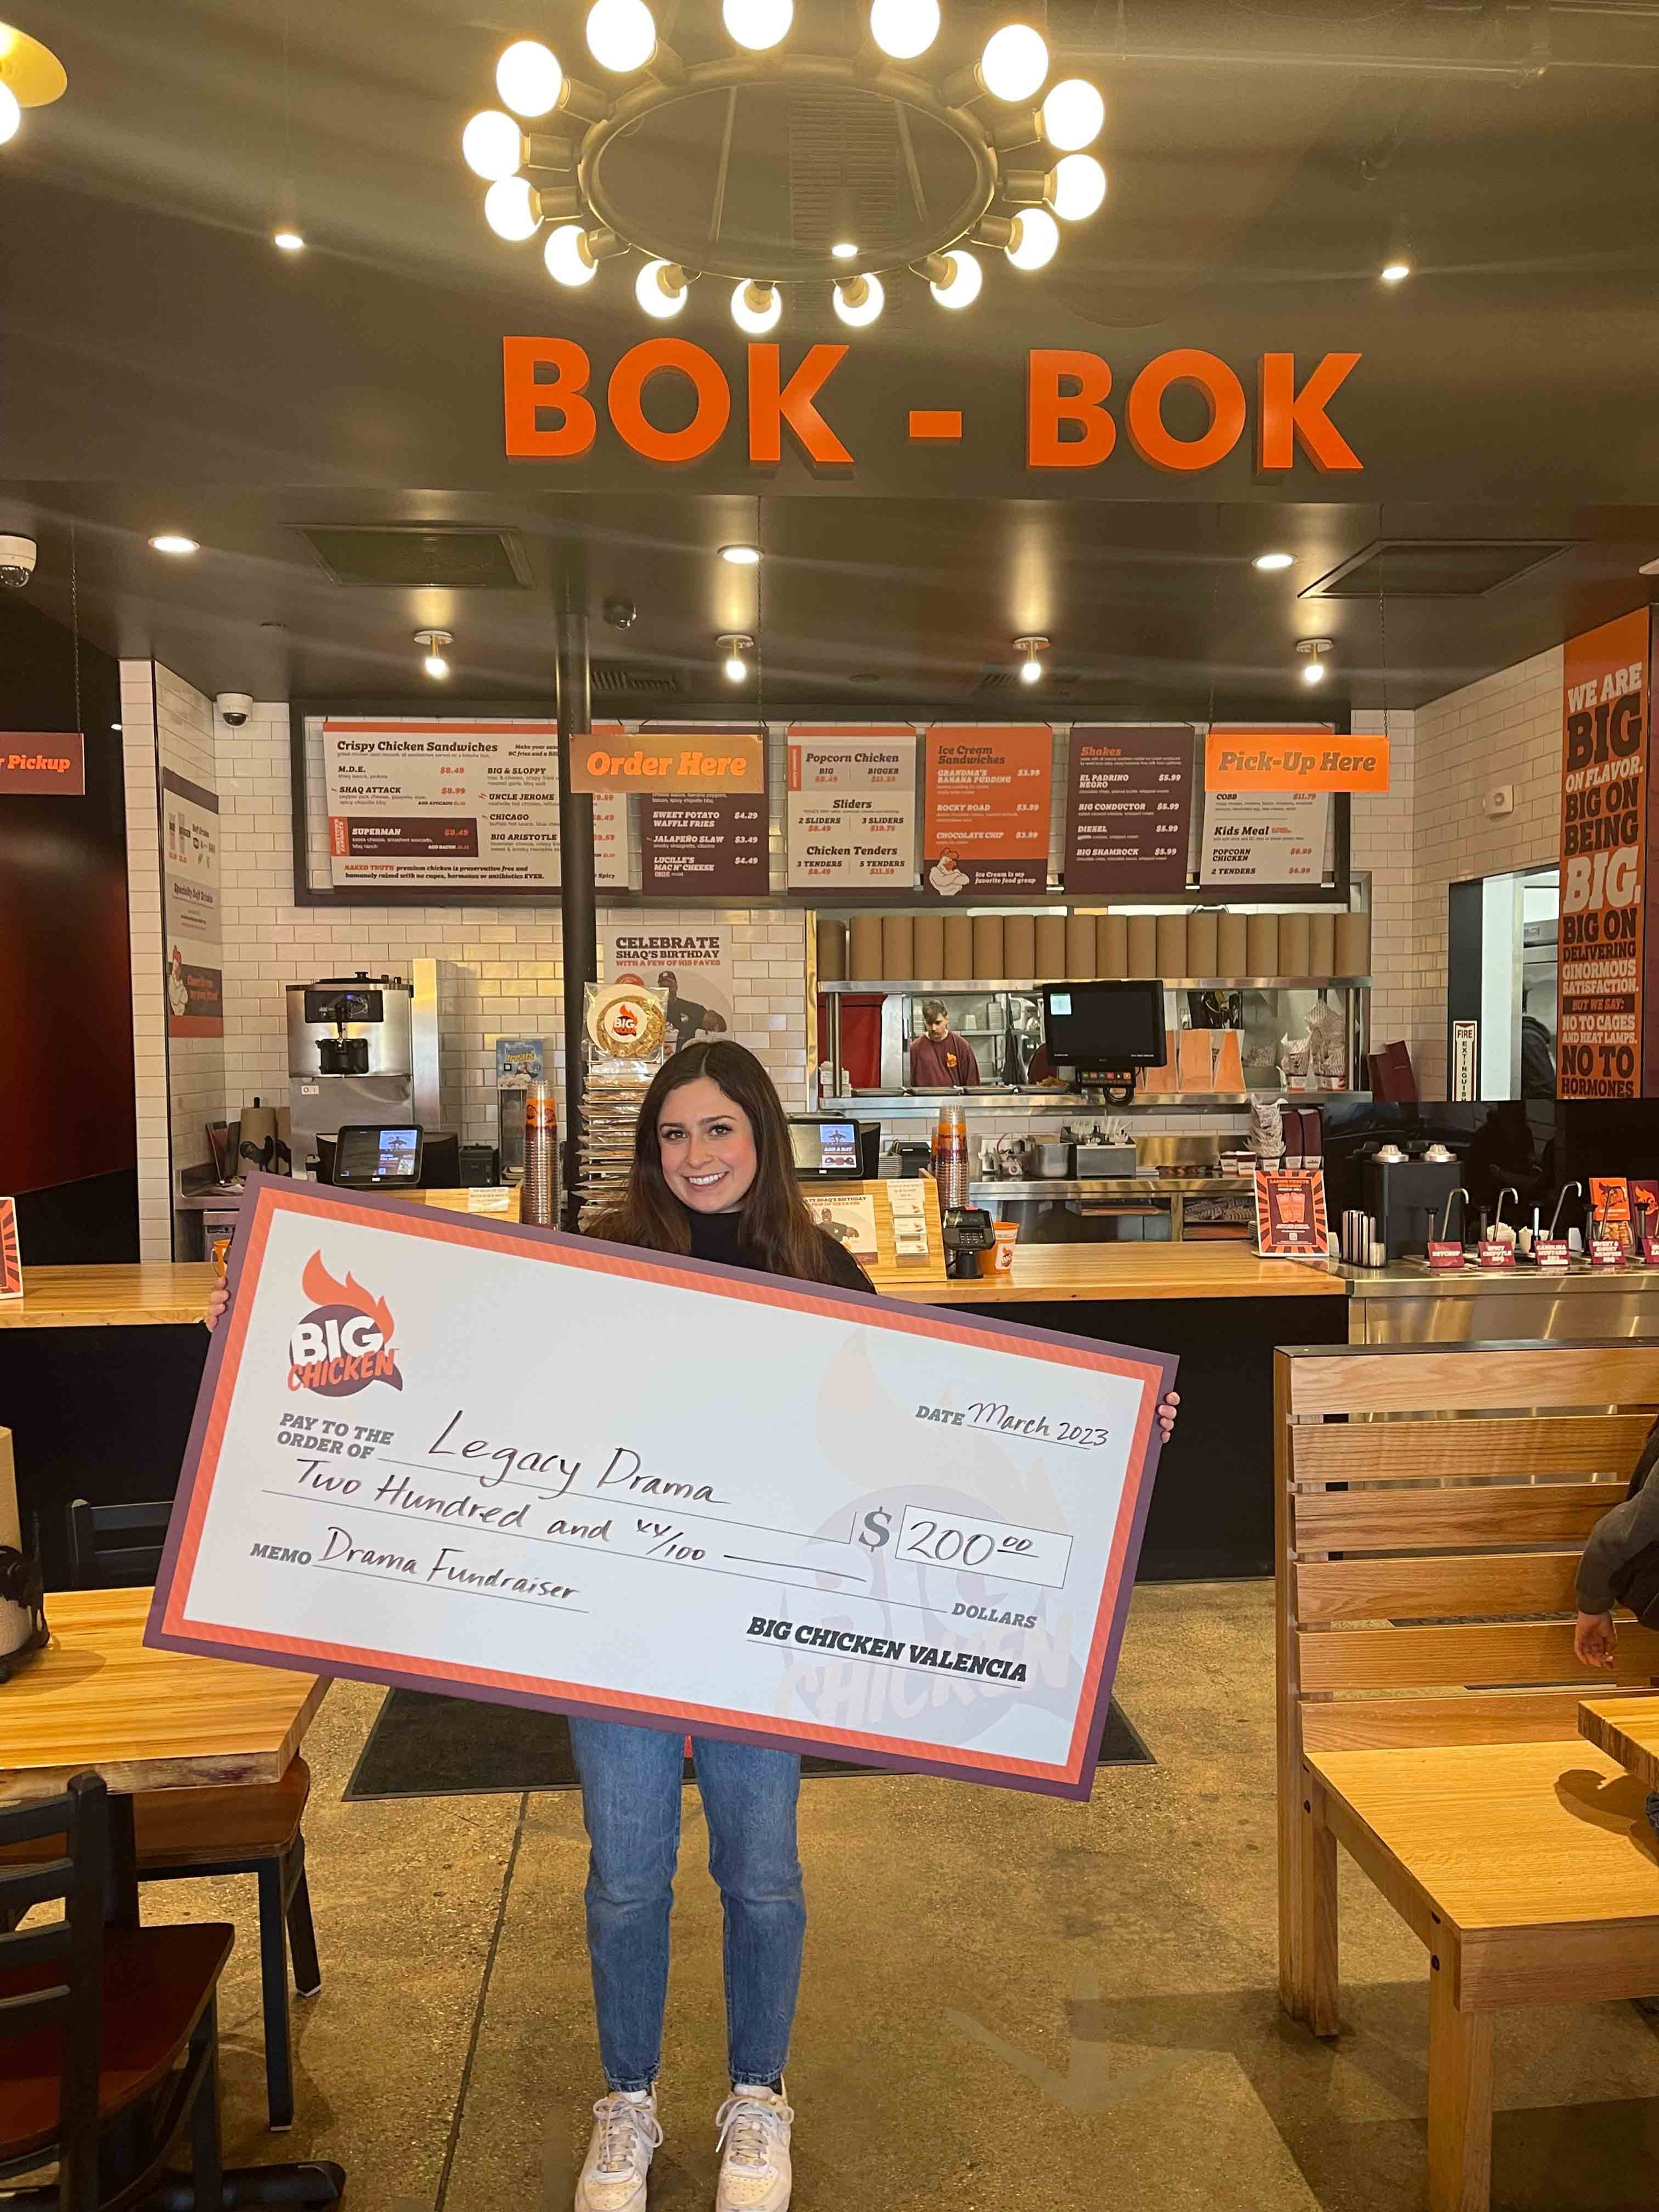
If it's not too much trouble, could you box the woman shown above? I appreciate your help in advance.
[206,1039,1178,2212]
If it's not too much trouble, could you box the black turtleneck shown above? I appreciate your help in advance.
[682,1203,874,1295]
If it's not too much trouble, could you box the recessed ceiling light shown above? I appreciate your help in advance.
[830,240,858,260]
[1638,557,1659,577]
[720,543,761,566]
[1380,259,1411,284]
[273,228,306,252]
[149,534,198,555]
[1253,551,1294,572]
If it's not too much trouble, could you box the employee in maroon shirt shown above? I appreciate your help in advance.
[908,999,981,1088]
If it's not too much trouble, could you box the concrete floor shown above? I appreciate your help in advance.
[135,1580,1659,2210]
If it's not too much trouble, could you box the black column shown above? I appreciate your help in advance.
[555,545,596,1229]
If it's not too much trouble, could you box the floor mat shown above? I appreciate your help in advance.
[344,1690,1154,1801]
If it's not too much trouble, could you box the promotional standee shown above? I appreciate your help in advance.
[1557,609,1650,1099]
[149,1178,1175,1799]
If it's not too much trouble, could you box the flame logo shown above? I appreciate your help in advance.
[301,1251,396,1346]
[288,1250,403,1397]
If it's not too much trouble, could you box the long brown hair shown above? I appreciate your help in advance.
[587,1040,839,1282]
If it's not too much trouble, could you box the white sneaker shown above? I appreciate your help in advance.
[576,2088,662,2212]
[714,2085,793,2212]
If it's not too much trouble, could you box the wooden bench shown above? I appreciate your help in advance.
[1276,1340,1659,2212]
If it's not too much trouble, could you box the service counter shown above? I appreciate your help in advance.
[12,1248,1658,1591]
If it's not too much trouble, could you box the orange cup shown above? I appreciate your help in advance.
[979,1220,1020,1276]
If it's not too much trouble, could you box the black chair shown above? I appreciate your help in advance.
[0,1771,232,2212]
[57,1499,323,2131]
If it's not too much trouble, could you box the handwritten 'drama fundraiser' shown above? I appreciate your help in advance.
[151,1178,1174,1797]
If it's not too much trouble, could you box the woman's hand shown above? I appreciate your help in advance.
[1157,1390,1180,1441]
[1575,1609,1617,1670]
[204,1282,231,1333]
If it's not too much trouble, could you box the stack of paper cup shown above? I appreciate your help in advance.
[523,1079,558,1226]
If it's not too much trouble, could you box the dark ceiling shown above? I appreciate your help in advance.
[5,0,1659,714]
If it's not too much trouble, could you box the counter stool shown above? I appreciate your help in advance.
[15,1499,324,2132]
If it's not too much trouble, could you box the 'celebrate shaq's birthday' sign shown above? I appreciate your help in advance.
[150,1177,1174,1797]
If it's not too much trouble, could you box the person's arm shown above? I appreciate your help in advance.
[1575,1442,1659,1665]
[959,1036,981,1084]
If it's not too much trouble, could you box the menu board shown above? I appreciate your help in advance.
[641,794,768,894]
[321,717,635,892]
[1558,609,1649,1099]
[1064,725,1194,893]
[922,724,1051,895]
[786,725,918,889]
[162,769,223,1037]
[1200,790,1329,887]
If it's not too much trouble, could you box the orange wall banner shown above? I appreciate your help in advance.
[571,728,765,796]
[1203,728,1388,794]
[1558,609,1650,1099]
[922,724,1051,895]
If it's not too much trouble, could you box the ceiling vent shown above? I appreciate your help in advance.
[297,525,533,589]
[591,661,685,697]
[1303,539,1573,599]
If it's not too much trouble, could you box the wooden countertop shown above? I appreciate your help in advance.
[1579,1694,1659,1791]
[2,1262,217,1328]
[3,1245,1343,1329]
[886,1244,1345,1303]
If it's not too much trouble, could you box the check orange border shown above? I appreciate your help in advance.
[148,1176,1174,1798]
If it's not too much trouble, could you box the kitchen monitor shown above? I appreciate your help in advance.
[330,1124,425,1187]
[1041,981,1167,1071]
[787,1116,863,1181]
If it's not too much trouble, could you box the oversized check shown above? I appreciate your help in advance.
[149,1176,1175,1797]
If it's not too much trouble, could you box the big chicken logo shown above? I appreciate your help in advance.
[287,1252,403,1397]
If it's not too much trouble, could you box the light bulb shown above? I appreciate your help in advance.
[1041,77,1104,151]
[1005,207,1058,271]
[0,84,19,147]
[724,650,748,682]
[636,258,687,318]
[723,0,792,50]
[1380,259,1411,283]
[1254,551,1293,571]
[273,228,306,252]
[587,0,657,72]
[1048,151,1106,221]
[545,224,598,286]
[424,652,451,680]
[832,271,884,327]
[831,239,858,259]
[721,545,762,566]
[149,534,198,555]
[463,109,525,182]
[1019,654,1043,686]
[496,39,564,117]
[1301,658,1327,685]
[979,23,1048,103]
[869,0,939,59]
[731,279,782,334]
[929,248,981,309]
[484,175,541,240]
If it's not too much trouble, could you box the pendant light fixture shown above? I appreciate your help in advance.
[1297,638,1333,686]
[719,633,755,683]
[0,22,68,150]
[456,7,1108,333]
[415,630,454,680]
[1014,634,1048,686]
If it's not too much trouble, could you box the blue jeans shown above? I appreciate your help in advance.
[568,1718,806,2093]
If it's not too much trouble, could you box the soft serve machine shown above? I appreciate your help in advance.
[284,961,443,1176]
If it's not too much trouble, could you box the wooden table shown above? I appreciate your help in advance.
[1580,1694,1659,1792]
[2,1589,340,2205]
[1,1587,325,1808]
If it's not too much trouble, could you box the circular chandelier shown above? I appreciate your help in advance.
[461,3,1108,332]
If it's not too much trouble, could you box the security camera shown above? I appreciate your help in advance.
[603,596,636,630]
[216,692,253,727]
[0,535,37,590]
